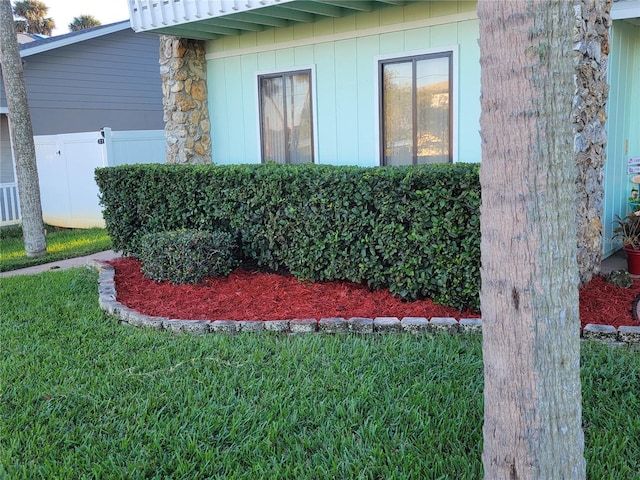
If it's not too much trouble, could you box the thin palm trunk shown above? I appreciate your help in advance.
[0,0,46,257]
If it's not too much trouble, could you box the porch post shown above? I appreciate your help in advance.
[573,0,612,283]
[159,35,212,164]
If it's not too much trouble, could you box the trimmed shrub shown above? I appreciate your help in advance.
[137,229,239,284]
[96,163,481,309]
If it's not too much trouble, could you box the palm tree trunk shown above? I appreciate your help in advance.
[478,0,585,477]
[0,0,46,257]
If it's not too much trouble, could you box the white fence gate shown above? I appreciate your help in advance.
[35,131,105,229]
[26,128,164,228]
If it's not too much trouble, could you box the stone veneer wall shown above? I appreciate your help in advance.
[159,35,211,164]
[574,0,612,284]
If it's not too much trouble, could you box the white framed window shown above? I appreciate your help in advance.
[258,69,314,164]
[376,48,457,165]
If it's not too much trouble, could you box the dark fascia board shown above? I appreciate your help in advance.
[19,20,132,58]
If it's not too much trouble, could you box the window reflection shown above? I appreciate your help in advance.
[382,53,451,165]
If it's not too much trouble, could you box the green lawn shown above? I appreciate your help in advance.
[0,224,112,272]
[1,268,639,479]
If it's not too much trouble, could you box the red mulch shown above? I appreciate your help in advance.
[578,275,640,328]
[108,257,640,328]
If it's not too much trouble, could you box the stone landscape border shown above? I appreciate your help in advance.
[90,260,640,344]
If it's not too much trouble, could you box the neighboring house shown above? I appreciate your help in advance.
[128,0,639,257]
[16,33,49,44]
[0,20,164,225]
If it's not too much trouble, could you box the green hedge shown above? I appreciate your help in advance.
[137,229,240,284]
[95,163,481,310]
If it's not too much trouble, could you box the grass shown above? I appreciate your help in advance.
[1,268,639,478]
[0,224,112,272]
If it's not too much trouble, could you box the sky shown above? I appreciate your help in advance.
[42,0,131,36]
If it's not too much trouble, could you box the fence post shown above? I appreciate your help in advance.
[100,127,113,167]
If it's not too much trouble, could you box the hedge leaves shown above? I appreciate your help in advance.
[96,163,481,310]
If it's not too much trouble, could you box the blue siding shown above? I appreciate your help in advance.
[224,56,248,161]
[240,54,259,160]
[334,39,360,165]
[378,31,406,55]
[457,19,481,163]
[356,36,381,163]
[603,20,640,257]
[206,2,481,166]
[209,58,231,165]
[313,42,338,164]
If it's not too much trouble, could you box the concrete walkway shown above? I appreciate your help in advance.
[0,249,628,278]
[599,249,626,276]
[0,250,122,278]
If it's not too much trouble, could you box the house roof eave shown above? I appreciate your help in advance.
[19,20,132,58]
[129,0,414,41]
[611,0,640,21]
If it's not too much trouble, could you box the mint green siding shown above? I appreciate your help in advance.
[204,1,636,260]
[603,20,640,257]
[456,20,481,163]
[206,2,481,166]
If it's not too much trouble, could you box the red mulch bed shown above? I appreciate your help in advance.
[108,257,640,328]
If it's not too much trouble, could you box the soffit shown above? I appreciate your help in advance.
[130,0,414,40]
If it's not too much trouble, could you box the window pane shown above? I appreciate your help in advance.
[261,76,285,163]
[287,73,313,164]
[383,62,413,166]
[260,71,313,164]
[416,56,450,164]
[381,54,451,166]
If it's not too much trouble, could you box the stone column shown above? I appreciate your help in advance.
[573,0,612,285]
[159,35,211,164]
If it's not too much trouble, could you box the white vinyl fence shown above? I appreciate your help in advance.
[1,128,165,228]
[32,128,164,228]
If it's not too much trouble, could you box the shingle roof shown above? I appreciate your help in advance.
[19,20,131,57]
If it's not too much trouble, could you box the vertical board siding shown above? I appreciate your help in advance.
[334,14,357,35]
[334,39,360,165]
[356,10,382,31]
[275,49,295,67]
[313,42,338,164]
[378,31,406,55]
[293,23,314,42]
[603,21,640,258]
[224,56,247,162]
[405,26,430,50]
[207,2,481,166]
[457,19,481,162]
[240,54,259,161]
[209,58,231,165]
[312,17,335,38]
[257,50,276,70]
[356,35,381,163]
[294,45,314,65]
[430,1,461,17]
